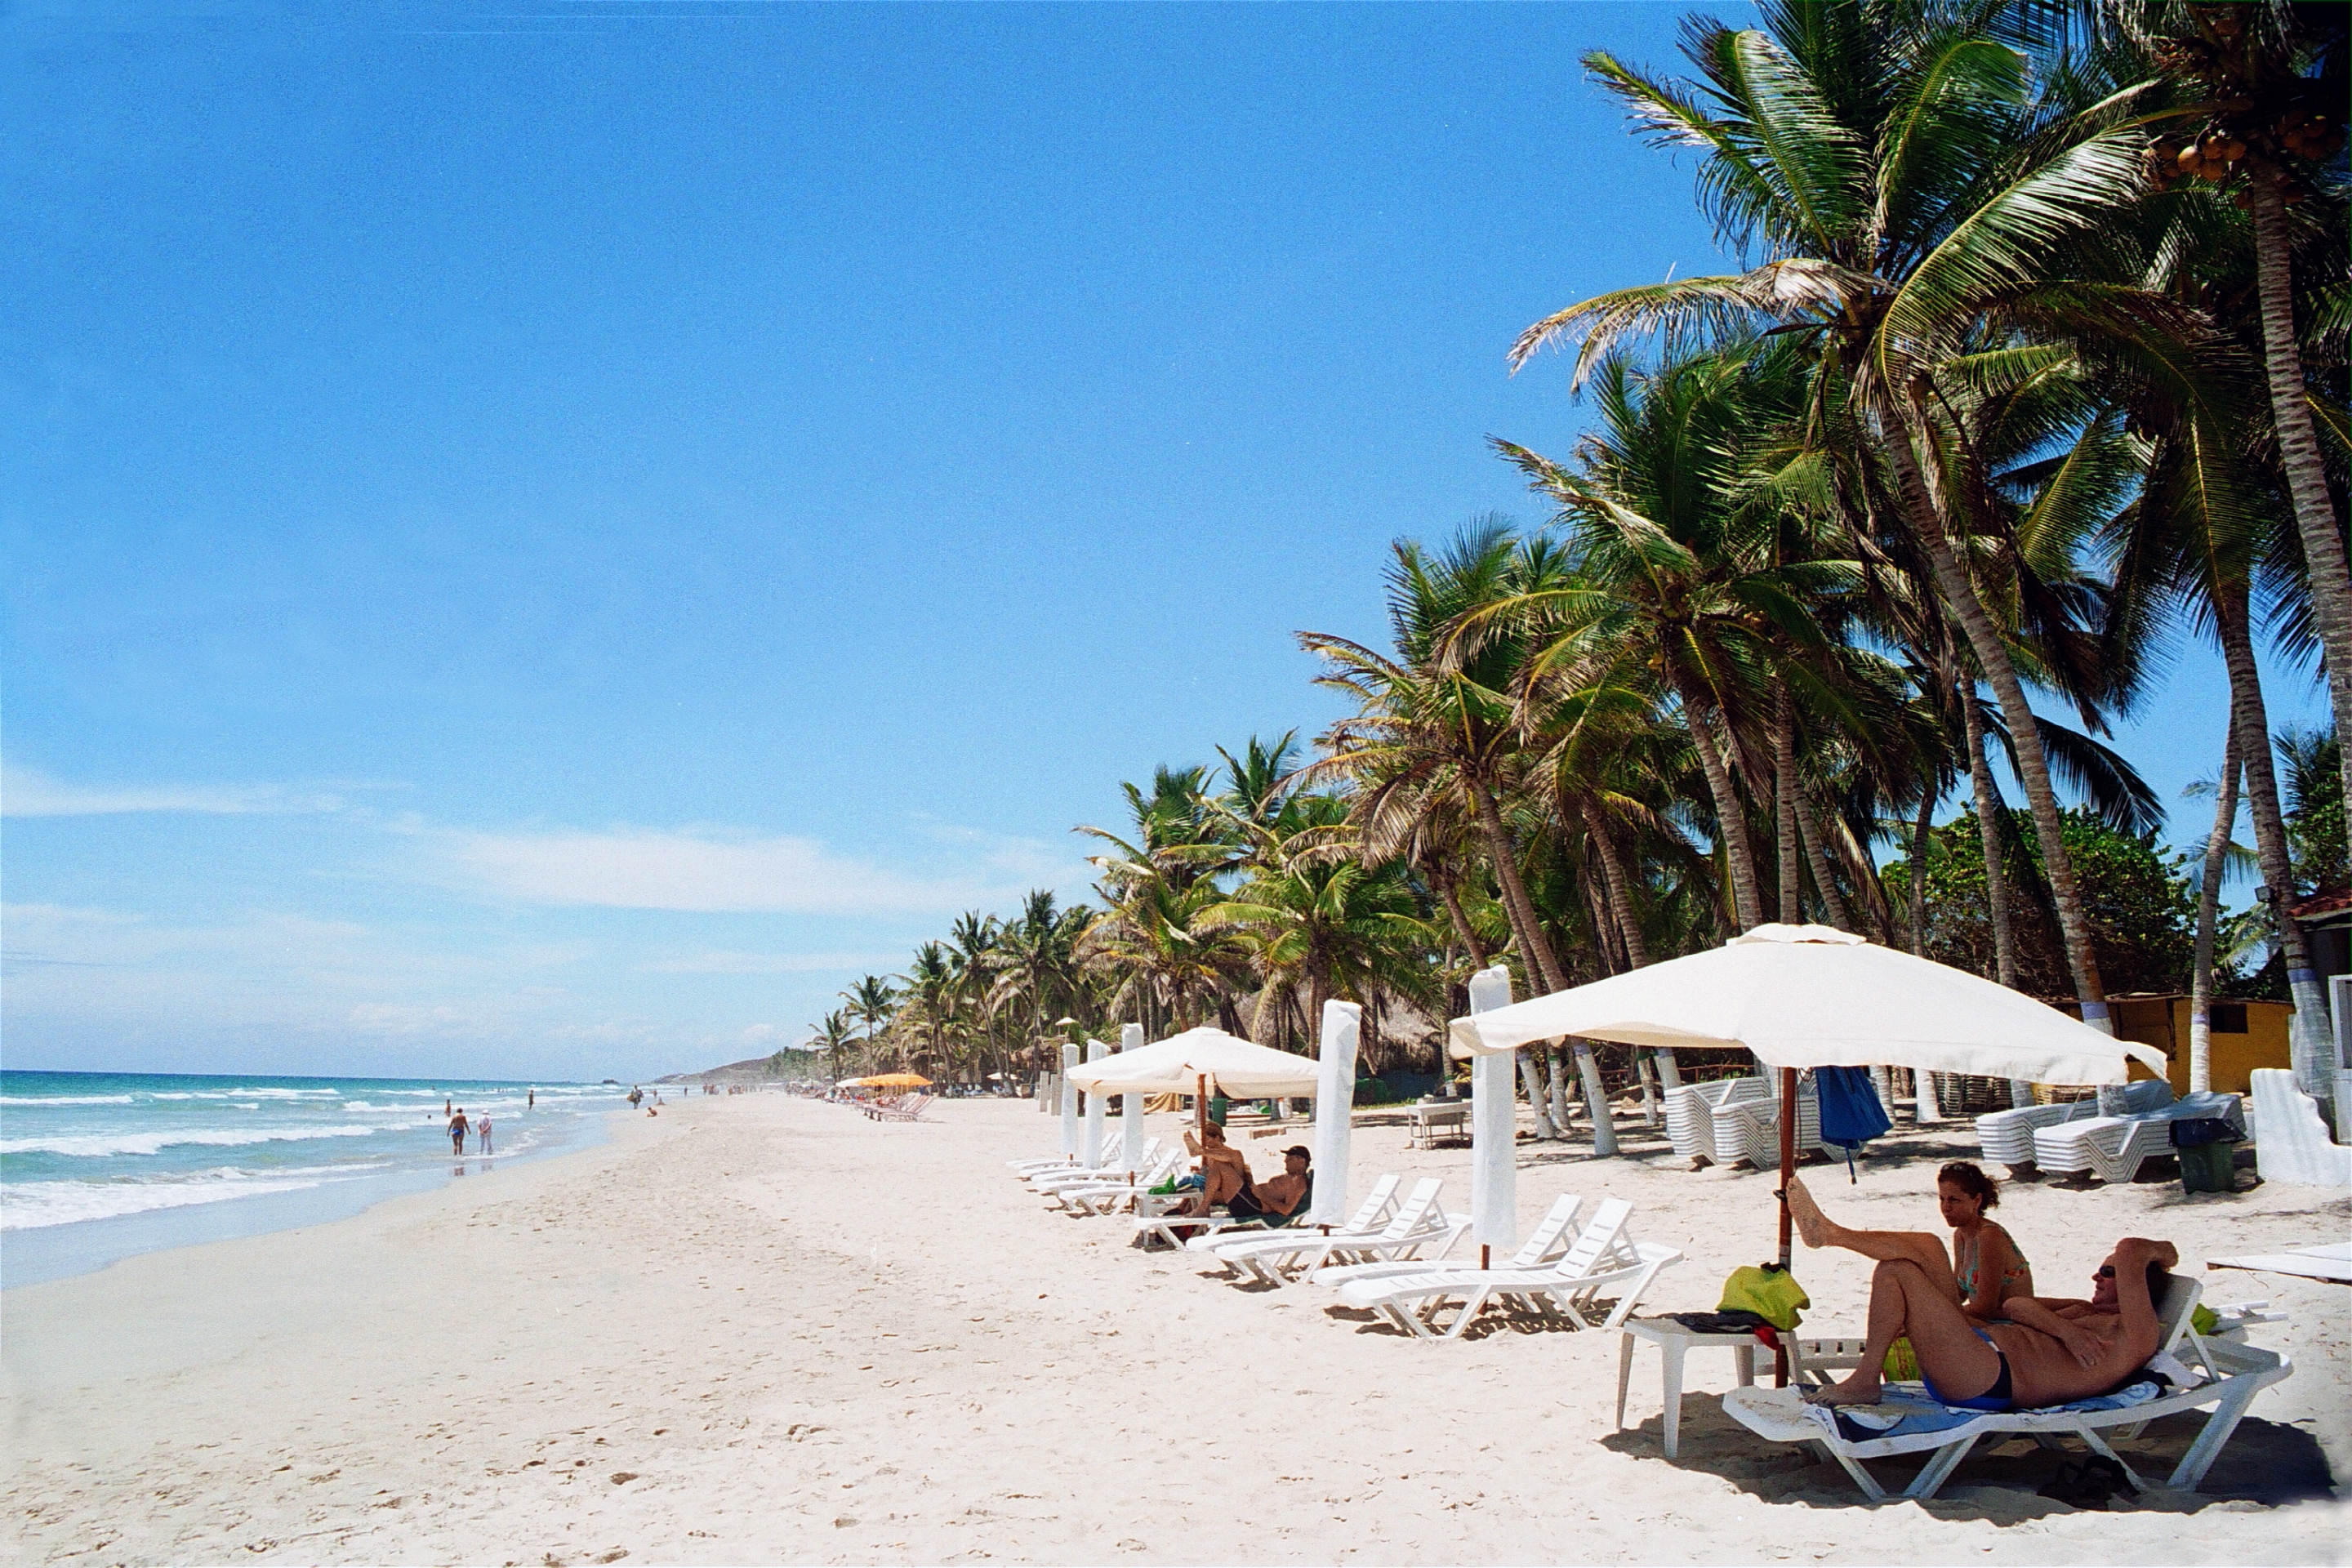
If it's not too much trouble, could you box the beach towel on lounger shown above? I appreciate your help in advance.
[1804,1378,2167,1444]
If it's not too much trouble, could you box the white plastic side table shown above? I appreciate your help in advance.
[1615,1317,1764,1459]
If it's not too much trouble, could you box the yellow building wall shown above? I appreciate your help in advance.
[2152,998,2295,1095]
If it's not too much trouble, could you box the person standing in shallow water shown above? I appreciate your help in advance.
[448,1107,469,1155]
[477,1116,492,1155]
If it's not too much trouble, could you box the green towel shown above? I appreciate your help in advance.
[1719,1263,1810,1330]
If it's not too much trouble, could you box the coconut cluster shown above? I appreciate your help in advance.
[2140,7,2344,206]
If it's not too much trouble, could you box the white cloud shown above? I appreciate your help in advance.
[2,767,351,818]
[443,826,1039,915]
[346,1002,469,1035]
[640,949,899,975]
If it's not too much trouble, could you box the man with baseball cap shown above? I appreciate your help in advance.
[1227,1143,1312,1224]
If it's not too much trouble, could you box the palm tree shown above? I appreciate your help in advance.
[896,942,956,1076]
[1514,6,2203,1036]
[1196,791,1434,1038]
[2133,0,2351,815]
[1491,342,1860,936]
[843,973,898,1069]
[1303,521,1579,996]
[813,1009,857,1085]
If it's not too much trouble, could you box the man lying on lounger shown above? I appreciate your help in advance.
[1784,1176,2175,1410]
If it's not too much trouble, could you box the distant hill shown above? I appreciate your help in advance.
[655,1047,827,1085]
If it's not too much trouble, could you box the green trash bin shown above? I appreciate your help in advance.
[2173,1119,2238,1194]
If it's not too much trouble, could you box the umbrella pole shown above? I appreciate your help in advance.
[1196,1072,1209,1182]
[1775,1066,1797,1388]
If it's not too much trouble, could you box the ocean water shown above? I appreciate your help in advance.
[0,1071,635,1286]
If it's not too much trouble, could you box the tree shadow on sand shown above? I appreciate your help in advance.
[1598,1401,2334,1515]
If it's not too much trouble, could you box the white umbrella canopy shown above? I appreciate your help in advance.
[1067,1026,1322,1100]
[1448,924,2167,1085]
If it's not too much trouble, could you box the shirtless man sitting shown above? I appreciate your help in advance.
[1785,1176,2175,1410]
[1227,1145,1312,1223]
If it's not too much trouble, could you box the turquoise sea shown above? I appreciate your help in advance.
[0,1071,635,1286]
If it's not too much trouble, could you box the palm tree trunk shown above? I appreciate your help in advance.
[2218,581,2333,1092]
[1674,681,1766,929]
[2249,176,2352,817]
[1959,684,2020,991]
[1909,791,1935,957]
[2191,719,2243,1097]
[1584,801,1680,1090]
[1517,1048,1561,1140]
[1773,690,1804,924]
[1884,429,2109,1031]
[1468,777,1569,992]
[1437,873,1490,968]
[1793,795,1853,931]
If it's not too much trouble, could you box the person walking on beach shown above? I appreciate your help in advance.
[478,1116,493,1155]
[528,1089,534,1110]
[448,1107,470,1155]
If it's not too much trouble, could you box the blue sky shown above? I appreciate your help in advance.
[2,2,2323,1081]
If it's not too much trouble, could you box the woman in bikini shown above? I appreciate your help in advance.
[1784,1165,2030,1325]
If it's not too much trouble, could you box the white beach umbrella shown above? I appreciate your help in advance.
[1118,1021,1147,1174]
[1307,1001,1361,1226]
[1067,1026,1322,1100]
[1081,1037,1107,1169]
[1467,965,1517,1260]
[1448,924,2167,1288]
[1447,924,2166,1084]
[1058,1042,1080,1159]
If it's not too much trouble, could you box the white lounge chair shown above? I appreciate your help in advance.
[1974,1080,2172,1173]
[2031,1091,2246,1184]
[1196,1176,1437,1285]
[1190,1175,1404,1267]
[1336,1199,1681,1340]
[1712,1080,1825,1169]
[1726,1276,2290,1501]
[1051,1149,1186,1214]
[1308,1192,1585,1290]
[1664,1077,1773,1162]
[1030,1143,1169,1195]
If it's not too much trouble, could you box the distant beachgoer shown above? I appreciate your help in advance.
[478,1116,493,1155]
[445,1096,452,1116]
[528,1089,535,1110]
[628,1086,644,1108]
[449,1108,470,1154]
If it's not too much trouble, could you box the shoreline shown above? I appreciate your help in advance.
[0,1099,621,1290]
[4,1094,2345,1565]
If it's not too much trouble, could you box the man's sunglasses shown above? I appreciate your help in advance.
[2094,1265,2117,1279]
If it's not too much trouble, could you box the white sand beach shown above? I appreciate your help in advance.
[4,1094,2346,1566]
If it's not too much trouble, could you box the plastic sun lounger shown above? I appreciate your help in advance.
[1052,1150,1187,1214]
[1723,1277,2290,1502]
[1974,1080,2172,1172]
[1337,1199,1682,1340]
[1308,1192,1586,1290]
[1011,1142,1156,1175]
[1031,1145,1170,1194]
[1010,1138,1162,1178]
[2030,1092,2246,1183]
[1713,1083,1825,1169]
[1664,1077,1772,1162]
[1191,1175,1407,1281]
[1199,1176,1437,1285]
[1129,1169,1364,1251]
